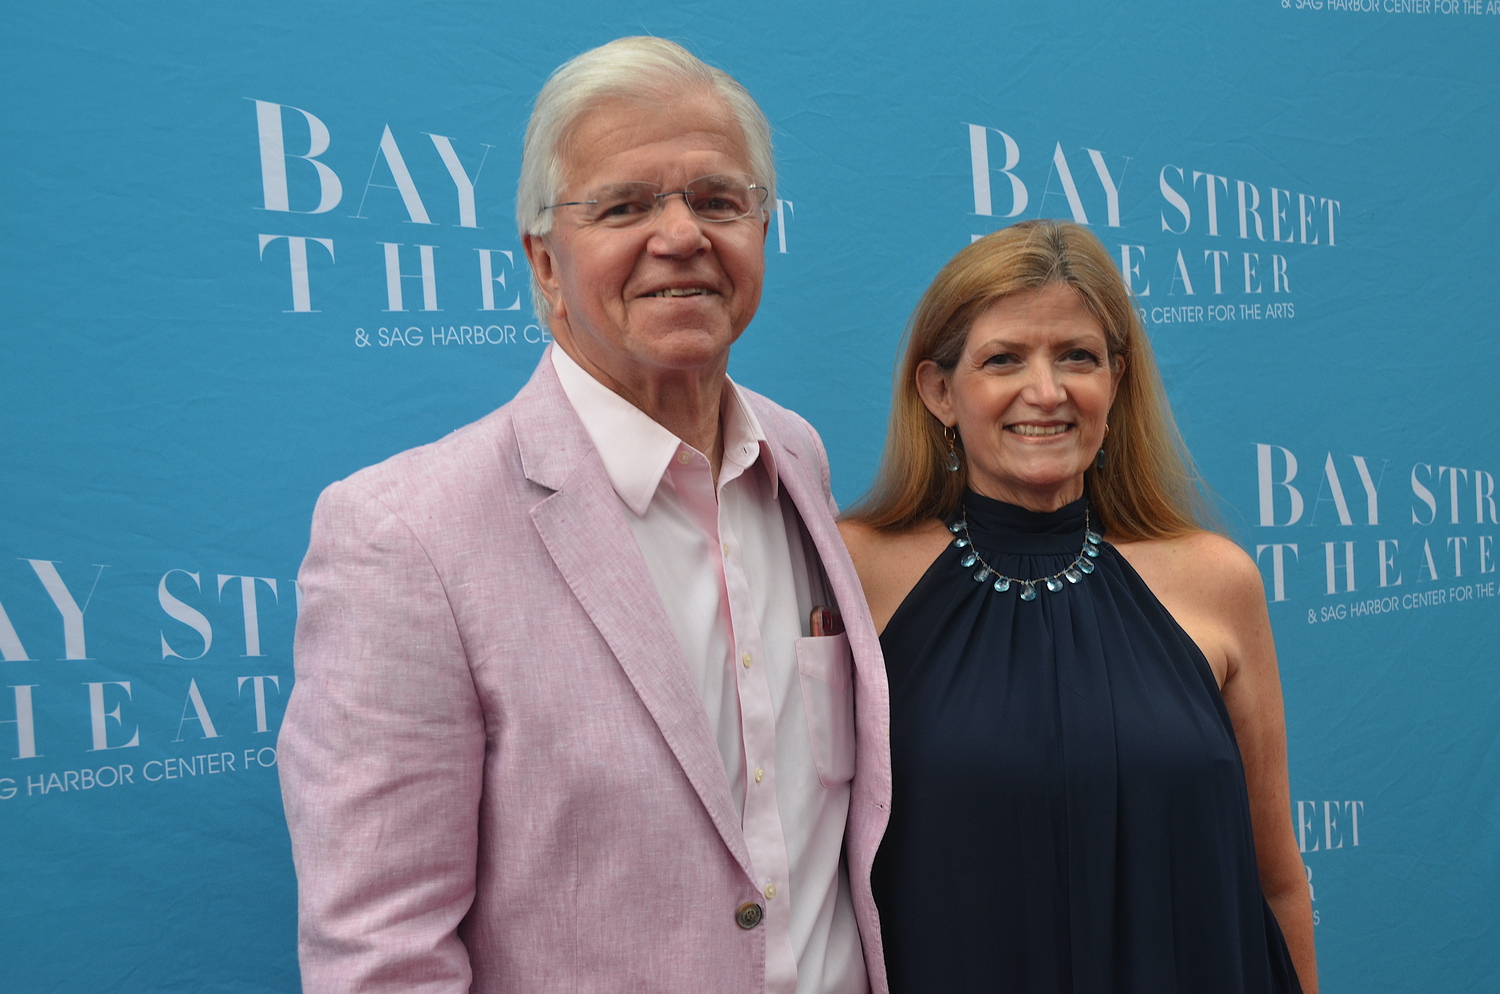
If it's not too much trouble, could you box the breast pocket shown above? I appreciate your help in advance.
[795,632,856,788]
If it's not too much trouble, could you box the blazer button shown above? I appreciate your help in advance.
[735,902,764,930]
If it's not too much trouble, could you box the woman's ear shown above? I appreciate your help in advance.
[1109,353,1127,407]
[915,359,955,426]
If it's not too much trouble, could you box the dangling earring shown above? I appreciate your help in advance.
[1095,422,1109,471]
[944,425,962,473]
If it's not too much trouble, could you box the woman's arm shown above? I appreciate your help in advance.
[1215,541,1318,993]
[1119,533,1318,993]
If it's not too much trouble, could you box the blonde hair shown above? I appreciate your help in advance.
[846,219,1215,541]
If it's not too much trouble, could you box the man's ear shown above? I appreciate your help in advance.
[522,233,565,321]
[914,359,955,427]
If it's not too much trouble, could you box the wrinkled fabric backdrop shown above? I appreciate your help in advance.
[3,2,1497,990]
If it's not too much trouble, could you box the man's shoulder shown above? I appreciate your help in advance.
[331,362,564,516]
[344,404,515,492]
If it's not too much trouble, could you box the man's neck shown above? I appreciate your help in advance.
[557,342,729,479]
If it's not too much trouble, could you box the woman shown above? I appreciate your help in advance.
[839,220,1316,993]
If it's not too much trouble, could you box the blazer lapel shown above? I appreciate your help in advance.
[752,397,893,821]
[510,355,754,881]
[756,409,884,677]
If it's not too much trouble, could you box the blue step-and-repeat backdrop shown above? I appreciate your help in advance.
[4,2,1498,990]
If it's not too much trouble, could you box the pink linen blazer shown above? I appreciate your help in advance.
[278,352,892,994]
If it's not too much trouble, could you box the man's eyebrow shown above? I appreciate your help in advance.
[590,180,653,194]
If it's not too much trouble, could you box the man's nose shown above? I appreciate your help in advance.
[647,195,711,256]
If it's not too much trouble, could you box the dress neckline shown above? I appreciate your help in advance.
[958,490,1094,555]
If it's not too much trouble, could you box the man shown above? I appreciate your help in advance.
[278,37,891,994]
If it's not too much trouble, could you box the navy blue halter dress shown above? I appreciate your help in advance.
[871,492,1301,994]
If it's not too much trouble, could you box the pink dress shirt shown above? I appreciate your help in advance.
[552,347,866,994]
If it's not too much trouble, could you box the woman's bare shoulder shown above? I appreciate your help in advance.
[1113,530,1269,687]
[1114,531,1271,651]
[838,517,950,560]
[835,517,884,562]
[1114,530,1260,599]
[837,517,952,633]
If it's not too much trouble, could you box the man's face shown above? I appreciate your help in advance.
[524,89,769,390]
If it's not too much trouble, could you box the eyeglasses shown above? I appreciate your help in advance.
[542,173,769,228]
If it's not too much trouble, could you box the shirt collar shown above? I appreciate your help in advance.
[550,346,777,516]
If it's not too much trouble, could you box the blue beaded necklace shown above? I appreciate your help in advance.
[948,506,1103,602]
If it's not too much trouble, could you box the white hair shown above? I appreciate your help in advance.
[515,36,776,321]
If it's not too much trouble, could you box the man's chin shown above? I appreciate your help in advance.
[627,326,743,370]
[630,299,736,332]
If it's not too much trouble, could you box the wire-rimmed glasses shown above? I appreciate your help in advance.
[542,173,769,228]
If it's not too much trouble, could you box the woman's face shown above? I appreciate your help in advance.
[917,282,1122,512]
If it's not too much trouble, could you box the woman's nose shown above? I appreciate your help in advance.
[1021,365,1066,408]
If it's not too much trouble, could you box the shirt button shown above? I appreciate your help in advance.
[763,884,777,900]
[677,450,692,464]
[754,767,764,783]
[735,902,764,929]
[741,652,752,668]
[722,542,730,558]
